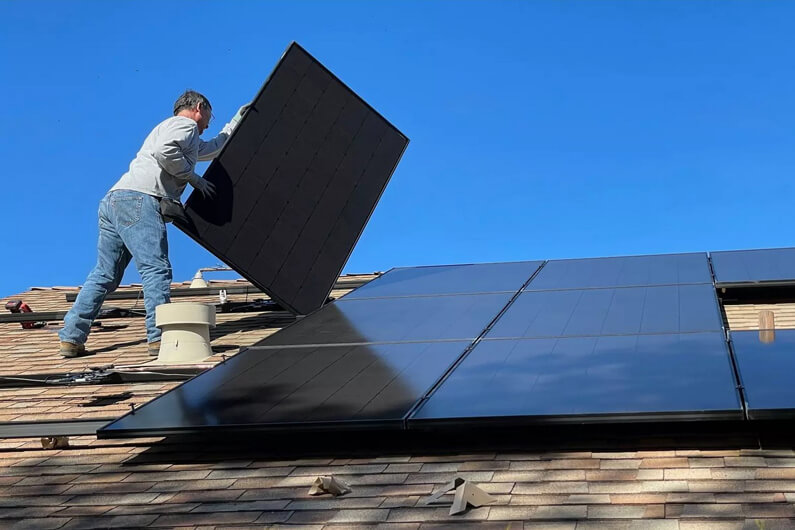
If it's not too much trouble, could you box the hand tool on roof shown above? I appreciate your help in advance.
[4,300,46,329]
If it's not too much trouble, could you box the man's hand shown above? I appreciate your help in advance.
[231,103,252,126]
[193,176,216,199]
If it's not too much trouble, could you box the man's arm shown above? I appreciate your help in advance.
[151,118,215,198]
[196,130,230,161]
[151,119,200,181]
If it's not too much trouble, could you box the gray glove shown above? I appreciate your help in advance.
[222,103,252,135]
[192,176,216,199]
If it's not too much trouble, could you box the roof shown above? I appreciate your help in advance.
[1,276,795,528]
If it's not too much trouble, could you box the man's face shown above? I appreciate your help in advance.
[196,103,213,134]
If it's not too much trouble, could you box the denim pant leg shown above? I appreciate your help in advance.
[60,194,132,345]
[112,191,172,343]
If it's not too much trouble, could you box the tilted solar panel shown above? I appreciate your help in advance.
[176,42,409,315]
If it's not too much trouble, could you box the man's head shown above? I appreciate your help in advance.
[173,90,213,134]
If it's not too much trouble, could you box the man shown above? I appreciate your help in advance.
[59,90,248,358]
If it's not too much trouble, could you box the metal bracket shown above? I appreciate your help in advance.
[41,436,69,450]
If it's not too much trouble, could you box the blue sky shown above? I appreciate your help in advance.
[2,1,794,297]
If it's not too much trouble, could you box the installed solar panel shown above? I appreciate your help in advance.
[343,261,543,299]
[256,293,514,346]
[711,248,795,286]
[486,284,723,339]
[526,253,712,291]
[98,251,742,439]
[99,341,472,436]
[176,42,409,315]
[731,330,795,419]
[412,332,742,423]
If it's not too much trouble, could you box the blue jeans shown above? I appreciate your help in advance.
[60,190,172,345]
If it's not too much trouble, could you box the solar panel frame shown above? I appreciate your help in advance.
[175,42,409,315]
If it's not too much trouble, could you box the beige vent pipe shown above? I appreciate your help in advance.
[190,271,208,288]
[154,303,216,363]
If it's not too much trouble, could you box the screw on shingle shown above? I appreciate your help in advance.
[129,403,136,414]
[221,354,228,363]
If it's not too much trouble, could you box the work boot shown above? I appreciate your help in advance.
[59,341,86,358]
[148,341,161,357]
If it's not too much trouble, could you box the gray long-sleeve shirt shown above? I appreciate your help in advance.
[111,116,233,200]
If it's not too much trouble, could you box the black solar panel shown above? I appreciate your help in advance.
[526,253,712,291]
[99,341,472,436]
[711,248,795,286]
[731,330,795,419]
[176,42,409,315]
[343,261,542,299]
[486,285,723,339]
[412,332,742,423]
[256,293,514,346]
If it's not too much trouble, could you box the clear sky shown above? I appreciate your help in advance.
[2,1,794,297]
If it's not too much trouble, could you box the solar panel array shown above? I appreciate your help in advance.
[104,248,795,437]
[176,42,409,315]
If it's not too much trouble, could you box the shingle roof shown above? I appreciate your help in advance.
[1,277,795,528]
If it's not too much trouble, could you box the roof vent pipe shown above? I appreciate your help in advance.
[154,303,216,363]
[190,271,208,288]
